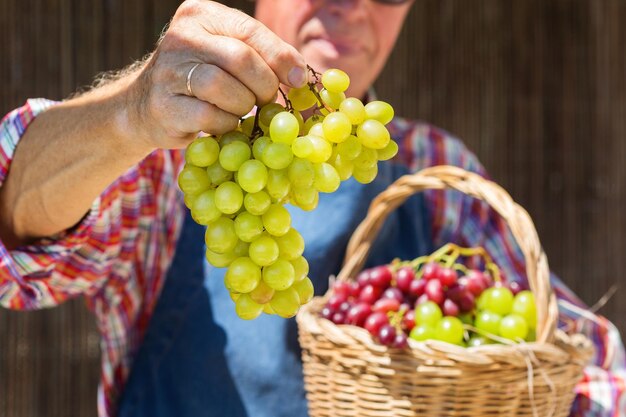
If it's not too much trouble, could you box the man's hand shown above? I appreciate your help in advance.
[126,0,307,151]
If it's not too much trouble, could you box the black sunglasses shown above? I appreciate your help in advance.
[372,0,412,4]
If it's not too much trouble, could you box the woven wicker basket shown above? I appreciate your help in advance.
[297,165,593,417]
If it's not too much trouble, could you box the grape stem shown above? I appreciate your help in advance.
[306,64,335,114]
[251,109,263,140]
[403,243,501,281]
[278,87,293,112]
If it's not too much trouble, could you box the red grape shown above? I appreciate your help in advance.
[321,306,334,320]
[421,262,441,281]
[327,293,347,310]
[401,309,416,331]
[425,279,444,304]
[373,298,401,313]
[359,284,383,304]
[356,269,371,288]
[382,287,404,303]
[392,332,409,349]
[331,311,346,324]
[442,299,460,316]
[409,279,427,298]
[439,267,458,287]
[345,303,372,327]
[332,281,352,298]
[369,266,392,289]
[395,267,415,293]
[364,311,389,335]
[378,324,397,346]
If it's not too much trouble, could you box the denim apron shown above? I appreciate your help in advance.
[118,161,432,417]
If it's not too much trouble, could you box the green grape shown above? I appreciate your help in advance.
[476,287,494,310]
[206,161,233,185]
[336,135,362,160]
[303,114,324,133]
[250,280,275,304]
[293,277,314,305]
[485,287,514,316]
[274,228,304,260]
[219,141,251,171]
[190,189,221,225]
[234,212,264,242]
[252,136,271,160]
[184,193,197,209]
[214,181,244,214]
[226,257,261,293]
[237,160,268,193]
[244,191,272,215]
[364,100,394,125]
[293,110,305,134]
[235,293,264,320]
[415,301,443,327]
[263,303,276,315]
[291,256,309,282]
[178,164,211,195]
[474,310,502,337]
[262,142,294,170]
[313,163,340,193]
[526,329,536,342]
[270,112,300,144]
[233,240,250,257]
[332,154,354,181]
[352,165,378,184]
[307,135,333,163]
[356,119,390,149]
[269,287,300,318]
[319,89,346,110]
[458,313,474,325]
[295,190,319,211]
[288,86,318,111]
[186,136,220,167]
[259,103,285,127]
[288,158,315,188]
[377,140,399,161]
[228,288,239,300]
[353,147,378,169]
[321,68,350,93]
[291,136,314,159]
[266,169,291,201]
[322,112,352,143]
[435,317,465,345]
[249,234,280,266]
[240,116,256,137]
[292,187,318,208]
[339,97,366,125]
[467,336,490,347]
[511,290,537,330]
[308,122,324,138]
[262,204,291,236]
[499,314,529,341]
[205,216,238,254]
[263,259,295,290]
[220,130,250,146]
[409,324,436,342]
[205,248,237,268]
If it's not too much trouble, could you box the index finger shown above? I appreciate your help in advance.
[196,1,308,88]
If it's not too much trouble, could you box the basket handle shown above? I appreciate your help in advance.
[337,165,558,344]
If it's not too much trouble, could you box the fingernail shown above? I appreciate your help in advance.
[288,66,306,88]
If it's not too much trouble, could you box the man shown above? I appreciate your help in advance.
[0,1,623,416]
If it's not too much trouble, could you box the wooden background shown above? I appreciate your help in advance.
[1,0,624,416]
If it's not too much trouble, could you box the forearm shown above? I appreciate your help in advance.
[0,73,154,248]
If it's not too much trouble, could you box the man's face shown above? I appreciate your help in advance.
[255,0,413,99]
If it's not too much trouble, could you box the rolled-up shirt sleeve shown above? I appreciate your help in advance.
[0,99,115,309]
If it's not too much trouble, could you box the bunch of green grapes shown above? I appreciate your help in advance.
[178,68,398,320]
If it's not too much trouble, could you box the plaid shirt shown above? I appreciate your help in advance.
[1,99,624,417]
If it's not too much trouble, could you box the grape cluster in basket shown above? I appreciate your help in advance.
[178,67,398,320]
[321,244,537,348]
